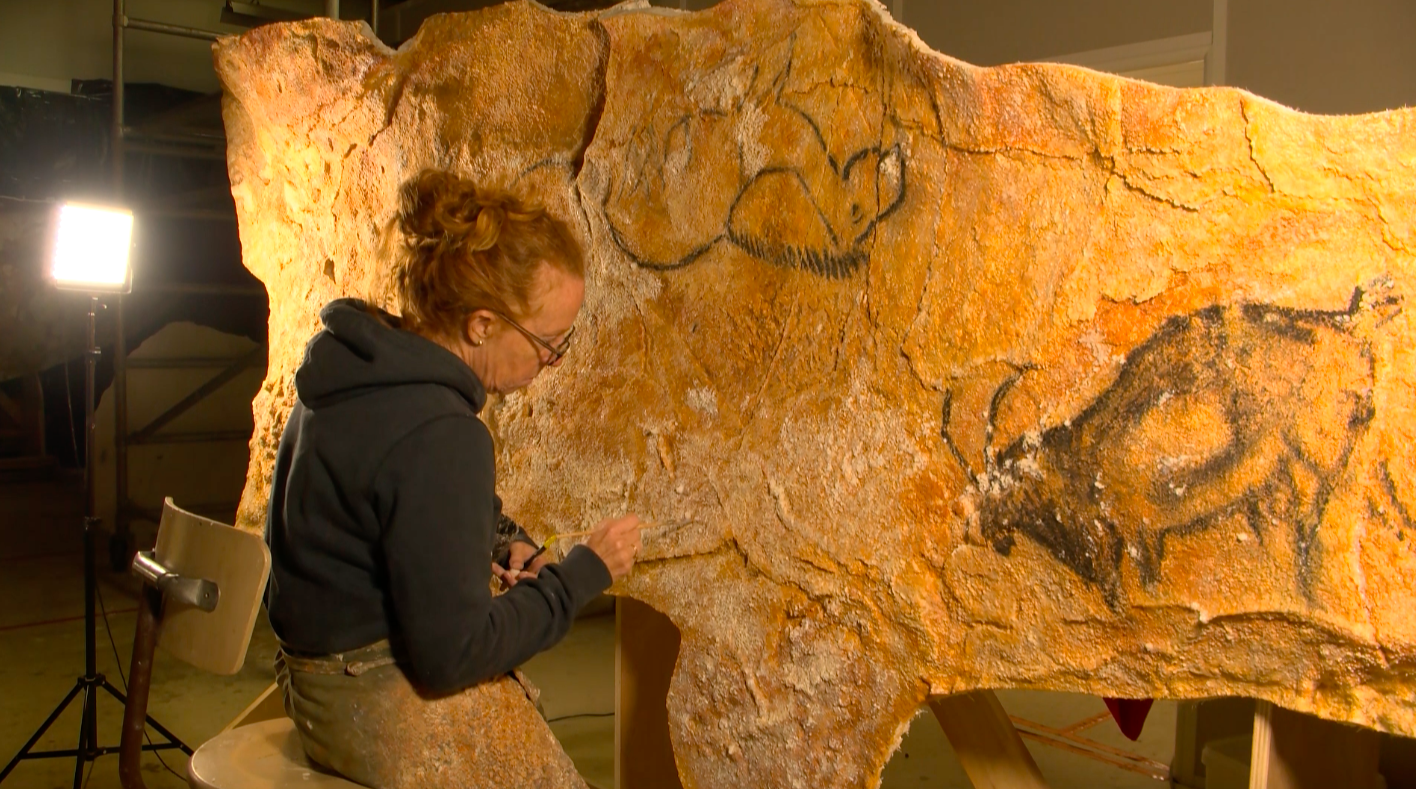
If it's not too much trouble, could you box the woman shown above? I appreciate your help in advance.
[264,170,641,788]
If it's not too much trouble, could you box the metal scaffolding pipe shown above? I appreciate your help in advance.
[140,283,266,297]
[123,16,222,41]
[140,209,237,221]
[112,0,132,570]
[112,0,124,191]
[122,141,226,161]
[124,126,226,143]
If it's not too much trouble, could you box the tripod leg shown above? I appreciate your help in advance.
[85,682,99,758]
[73,684,96,789]
[102,679,192,756]
[102,678,129,705]
[0,682,84,781]
[141,716,192,757]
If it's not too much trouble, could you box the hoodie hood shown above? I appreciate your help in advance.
[294,298,486,412]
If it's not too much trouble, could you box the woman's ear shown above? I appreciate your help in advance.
[463,310,497,347]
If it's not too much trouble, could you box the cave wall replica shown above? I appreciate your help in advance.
[215,1,1416,786]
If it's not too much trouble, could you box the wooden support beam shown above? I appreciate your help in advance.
[127,345,265,445]
[929,691,1051,789]
[0,390,23,425]
[615,596,684,789]
[1249,701,1381,789]
[0,374,45,457]
[221,682,286,733]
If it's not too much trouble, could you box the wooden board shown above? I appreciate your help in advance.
[0,373,45,457]
[155,497,271,675]
[221,682,287,733]
[1172,697,1258,786]
[615,596,685,789]
[929,691,1051,789]
[1249,700,1381,789]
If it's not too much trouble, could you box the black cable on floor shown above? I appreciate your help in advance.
[545,711,616,724]
[96,580,187,783]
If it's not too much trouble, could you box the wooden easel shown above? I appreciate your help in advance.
[614,598,1050,789]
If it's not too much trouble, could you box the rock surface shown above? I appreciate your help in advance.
[216,1,1416,785]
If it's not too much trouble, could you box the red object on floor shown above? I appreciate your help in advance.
[1103,697,1155,741]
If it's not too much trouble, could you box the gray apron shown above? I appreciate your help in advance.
[275,640,589,789]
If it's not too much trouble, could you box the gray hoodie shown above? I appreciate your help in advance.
[265,298,610,694]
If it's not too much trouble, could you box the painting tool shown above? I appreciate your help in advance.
[521,528,597,565]
[517,519,696,569]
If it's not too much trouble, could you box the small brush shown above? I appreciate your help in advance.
[520,519,690,566]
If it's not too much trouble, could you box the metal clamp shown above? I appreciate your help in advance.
[130,551,219,612]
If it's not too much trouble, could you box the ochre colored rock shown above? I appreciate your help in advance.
[216,1,1416,785]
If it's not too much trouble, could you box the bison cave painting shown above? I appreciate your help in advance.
[602,33,906,279]
[951,282,1401,611]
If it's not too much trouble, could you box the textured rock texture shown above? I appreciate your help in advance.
[216,1,1416,786]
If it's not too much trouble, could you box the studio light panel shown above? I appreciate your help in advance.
[50,202,134,292]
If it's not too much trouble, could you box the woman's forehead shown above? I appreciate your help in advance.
[526,265,584,328]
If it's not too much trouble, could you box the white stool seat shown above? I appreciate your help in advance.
[187,718,363,788]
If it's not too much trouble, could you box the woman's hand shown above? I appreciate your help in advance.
[492,541,550,589]
[491,562,531,589]
[583,514,643,582]
[507,540,551,575]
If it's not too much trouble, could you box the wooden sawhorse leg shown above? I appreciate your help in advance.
[615,597,684,789]
[929,691,1051,789]
[1249,701,1381,789]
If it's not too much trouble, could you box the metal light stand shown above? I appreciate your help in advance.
[0,296,190,789]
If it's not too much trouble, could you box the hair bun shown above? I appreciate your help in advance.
[464,202,505,253]
[392,168,583,340]
[399,170,520,255]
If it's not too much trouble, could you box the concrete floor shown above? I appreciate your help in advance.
[1,471,1174,789]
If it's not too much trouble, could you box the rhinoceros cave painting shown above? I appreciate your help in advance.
[216,0,1416,786]
[602,32,907,279]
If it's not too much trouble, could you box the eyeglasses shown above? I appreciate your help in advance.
[493,311,575,365]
